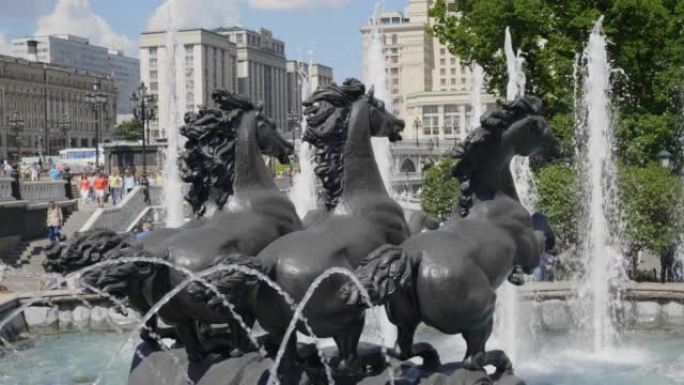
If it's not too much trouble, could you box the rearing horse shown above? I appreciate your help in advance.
[194,79,408,373]
[343,96,560,372]
[44,91,301,362]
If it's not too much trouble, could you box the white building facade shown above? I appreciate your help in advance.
[12,35,140,121]
[361,0,496,144]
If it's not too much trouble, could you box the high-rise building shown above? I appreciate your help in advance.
[139,29,238,139]
[285,61,334,138]
[360,0,496,142]
[12,35,140,121]
[215,27,289,132]
[0,54,116,160]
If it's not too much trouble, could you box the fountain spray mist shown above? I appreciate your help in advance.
[467,63,484,139]
[289,56,319,218]
[362,0,398,348]
[161,0,186,228]
[578,16,623,352]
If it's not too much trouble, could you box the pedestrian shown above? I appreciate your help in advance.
[93,171,108,208]
[46,201,63,245]
[48,165,59,181]
[108,170,123,205]
[30,163,39,181]
[155,171,164,187]
[123,170,136,194]
[136,222,153,240]
[77,173,91,205]
[88,173,95,202]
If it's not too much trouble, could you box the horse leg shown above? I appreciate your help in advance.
[333,317,364,376]
[228,314,255,357]
[176,318,207,363]
[461,318,493,372]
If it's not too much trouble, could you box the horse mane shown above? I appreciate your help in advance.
[302,78,366,210]
[452,96,543,217]
[178,90,258,216]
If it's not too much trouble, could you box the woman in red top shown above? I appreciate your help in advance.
[78,173,91,205]
[93,172,108,208]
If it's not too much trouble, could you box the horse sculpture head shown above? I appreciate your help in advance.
[454,96,560,217]
[179,90,292,215]
[302,78,405,209]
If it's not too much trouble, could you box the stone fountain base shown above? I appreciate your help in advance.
[129,342,525,385]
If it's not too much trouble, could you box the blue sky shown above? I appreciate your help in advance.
[0,0,410,81]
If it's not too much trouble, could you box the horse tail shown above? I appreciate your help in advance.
[187,254,272,312]
[43,229,162,300]
[338,244,420,308]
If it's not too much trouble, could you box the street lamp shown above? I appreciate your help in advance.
[84,83,108,169]
[57,113,71,149]
[8,110,24,164]
[656,149,673,169]
[131,82,157,176]
[413,117,421,147]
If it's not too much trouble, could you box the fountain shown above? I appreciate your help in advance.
[467,63,484,139]
[577,17,623,352]
[160,2,186,228]
[289,58,319,219]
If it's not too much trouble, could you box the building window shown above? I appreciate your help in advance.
[149,58,158,70]
[149,47,157,57]
[391,34,398,45]
[451,58,456,65]
[440,59,446,66]
[422,106,439,136]
[451,68,456,76]
[444,105,460,136]
[440,48,446,56]
[440,69,446,76]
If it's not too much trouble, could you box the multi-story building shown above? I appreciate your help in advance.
[285,61,334,137]
[11,35,140,121]
[0,54,116,160]
[139,29,238,139]
[215,27,289,132]
[361,0,496,144]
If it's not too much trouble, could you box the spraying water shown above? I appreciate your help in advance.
[289,58,319,218]
[365,1,394,196]
[161,0,185,228]
[578,16,623,352]
[468,63,484,139]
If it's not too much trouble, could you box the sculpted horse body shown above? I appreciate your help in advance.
[196,79,408,373]
[344,97,560,371]
[44,91,301,361]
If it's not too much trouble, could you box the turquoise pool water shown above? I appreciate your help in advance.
[1,329,683,384]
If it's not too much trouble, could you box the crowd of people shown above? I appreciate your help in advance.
[76,168,164,208]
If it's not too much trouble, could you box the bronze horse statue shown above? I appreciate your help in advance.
[341,96,560,373]
[193,79,408,374]
[44,91,301,362]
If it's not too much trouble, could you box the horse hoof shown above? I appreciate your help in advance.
[462,353,486,372]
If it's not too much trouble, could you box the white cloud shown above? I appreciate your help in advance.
[248,0,352,10]
[146,0,240,31]
[35,0,133,54]
[0,32,13,56]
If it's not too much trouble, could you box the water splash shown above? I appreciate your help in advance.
[365,1,395,196]
[289,58,319,218]
[468,63,484,139]
[161,0,186,228]
[577,16,623,352]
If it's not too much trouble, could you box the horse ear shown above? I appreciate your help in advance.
[256,101,264,112]
[368,85,375,99]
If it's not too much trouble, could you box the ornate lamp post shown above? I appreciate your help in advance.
[57,113,71,149]
[413,117,421,148]
[8,110,24,164]
[131,82,157,176]
[84,83,108,169]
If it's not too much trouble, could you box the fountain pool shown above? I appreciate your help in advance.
[1,327,683,385]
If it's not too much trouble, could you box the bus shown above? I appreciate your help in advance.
[58,148,104,172]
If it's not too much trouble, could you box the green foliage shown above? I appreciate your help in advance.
[421,157,460,219]
[429,0,684,165]
[114,120,144,141]
[619,163,684,255]
[535,163,580,249]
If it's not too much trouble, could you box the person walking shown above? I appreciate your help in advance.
[108,171,123,205]
[93,171,108,208]
[46,201,63,245]
[123,170,136,195]
[30,163,39,181]
[77,173,91,205]
[48,165,59,181]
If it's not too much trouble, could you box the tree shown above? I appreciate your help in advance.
[114,120,144,141]
[430,0,684,165]
[535,163,580,250]
[619,163,683,257]
[421,157,460,219]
